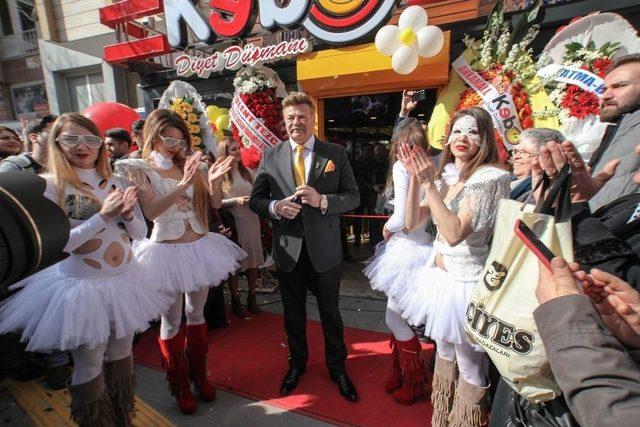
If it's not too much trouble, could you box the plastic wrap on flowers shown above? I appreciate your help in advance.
[158,80,216,153]
[536,12,640,162]
[230,66,288,169]
[428,2,558,157]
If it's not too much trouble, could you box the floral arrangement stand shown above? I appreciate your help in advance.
[158,80,215,153]
[536,12,640,161]
[230,65,288,169]
[428,0,557,156]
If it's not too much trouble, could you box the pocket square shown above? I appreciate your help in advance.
[324,160,336,173]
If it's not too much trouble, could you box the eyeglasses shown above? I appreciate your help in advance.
[56,134,103,149]
[511,149,537,159]
[159,135,187,149]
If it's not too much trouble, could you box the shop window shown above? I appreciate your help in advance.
[0,1,13,36]
[66,73,105,113]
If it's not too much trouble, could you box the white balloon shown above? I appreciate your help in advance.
[392,46,419,75]
[375,25,401,56]
[398,5,428,32]
[416,25,445,58]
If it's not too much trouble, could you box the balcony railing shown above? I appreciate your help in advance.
[0,29,40,59]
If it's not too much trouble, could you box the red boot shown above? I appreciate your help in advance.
[158,331,197,414]
[384,335,402,393]
[392,335,427,405]
[185,323,217,402]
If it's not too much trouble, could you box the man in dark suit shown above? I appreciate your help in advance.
[250,92,360,401]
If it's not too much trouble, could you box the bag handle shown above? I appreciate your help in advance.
[532,164,572,221]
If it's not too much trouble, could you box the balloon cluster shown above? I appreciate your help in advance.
[375,6,444,75]
[205,105,230,141]
[82,103,141,139]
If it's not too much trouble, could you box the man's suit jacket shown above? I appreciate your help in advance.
[249,139,360,273]
[589,109,640,211]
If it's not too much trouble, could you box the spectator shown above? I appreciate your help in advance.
[0,126,23,161]
[218,137,264,315]
[510,127,564,202]
[531,141,640,289]
[105,128,132,166]
[129,119,145,159]
[534,258,640,427]
[589,54,640,210]
[0,115,57,173]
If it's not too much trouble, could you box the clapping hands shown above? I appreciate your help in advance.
[397,143,436,184]
[99,186,138,221]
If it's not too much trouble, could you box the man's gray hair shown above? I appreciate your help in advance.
[519,127,565,148]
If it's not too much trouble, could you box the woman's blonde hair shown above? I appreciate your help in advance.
[47,113,111,206]
[217,137,253,194]
[436,107,501,182]
[142,109,209,230]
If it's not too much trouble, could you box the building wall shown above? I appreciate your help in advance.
[52,0,111,42]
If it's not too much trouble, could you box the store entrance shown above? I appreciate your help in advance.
[322,89,437,296]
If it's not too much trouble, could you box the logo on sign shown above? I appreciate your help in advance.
[483,260,508,291]
[165,0,397,48]
[466,302,535,355]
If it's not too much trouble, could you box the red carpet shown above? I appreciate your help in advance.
[133,312,434,426]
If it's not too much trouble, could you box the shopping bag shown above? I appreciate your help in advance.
[465,165,573,403]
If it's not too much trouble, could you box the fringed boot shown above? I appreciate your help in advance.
[448,377,489,427]
[185,323,217,402]
[391,335,427,405]
[431,356,458,427]
[158,330,197,414]
[384,335,402,393]
[68,373,116,427]
[104,355,136,426]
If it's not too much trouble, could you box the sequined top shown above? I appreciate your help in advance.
[43,168,147,279]
[114,159,208,242]
[433,165,511,280]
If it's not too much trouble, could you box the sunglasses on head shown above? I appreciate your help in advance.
[159,135,187,149]
[56,134,103,149]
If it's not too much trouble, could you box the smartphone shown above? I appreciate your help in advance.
[514,219,556,270]
[412,90,426,102]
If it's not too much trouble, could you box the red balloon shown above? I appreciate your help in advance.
[82,102,141,136]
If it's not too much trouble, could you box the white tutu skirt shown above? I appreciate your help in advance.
[401,264,481,349]
[363,235,432,303]
[133,232,247,295]
[0,263,172,352]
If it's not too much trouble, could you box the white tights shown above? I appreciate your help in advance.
[385,298,415,341]
[436,339,487,387]
[160,288,210,340]
[70,333,134,385]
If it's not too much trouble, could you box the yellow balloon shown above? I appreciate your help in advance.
[216,114,230,131]
[219,108,229,115]
[206,105,221,122]
[215,129,224,140]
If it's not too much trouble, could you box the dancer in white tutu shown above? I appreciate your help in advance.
[363,118,439,404]
[398,108,510,426]
[0,113,172,426]
[115,109,246,415]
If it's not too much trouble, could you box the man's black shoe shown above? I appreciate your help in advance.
[331,372,358,402]
[280,368,304,396]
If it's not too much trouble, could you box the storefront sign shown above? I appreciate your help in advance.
[452,56,524,147]
[175,38,312,78]
[165,0,398,48]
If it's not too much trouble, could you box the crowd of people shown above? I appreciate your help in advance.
[0,52,638,427]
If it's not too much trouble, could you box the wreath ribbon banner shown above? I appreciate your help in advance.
[230,95,283,152]
[452,55,524,148]
[538,64,605,96]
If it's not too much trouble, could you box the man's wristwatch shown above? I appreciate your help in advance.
[320,195,328,215]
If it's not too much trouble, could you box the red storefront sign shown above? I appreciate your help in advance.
[100,0,398,64]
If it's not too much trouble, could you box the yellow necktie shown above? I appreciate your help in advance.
[294,145,306,186]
